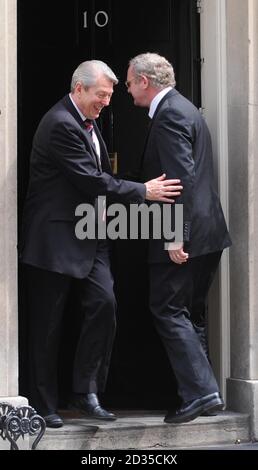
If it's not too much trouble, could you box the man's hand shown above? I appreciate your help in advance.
[144,174,182,202]
[168,242,189,264]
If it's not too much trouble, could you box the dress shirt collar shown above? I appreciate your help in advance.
[69,93,87,122]
[148,87,172,119]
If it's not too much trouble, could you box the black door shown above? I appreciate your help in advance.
[18,0,201,410]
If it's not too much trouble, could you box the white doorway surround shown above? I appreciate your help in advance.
[0,0,19,399]
[200,0,230,398]
[0,0,28,450]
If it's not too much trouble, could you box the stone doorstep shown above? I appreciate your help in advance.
[35,410,250,450]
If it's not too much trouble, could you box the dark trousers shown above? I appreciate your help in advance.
[149,251,222,403]
[23,243,116,416]
[190,251,222,357]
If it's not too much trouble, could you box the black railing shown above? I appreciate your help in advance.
[0,403,46,450]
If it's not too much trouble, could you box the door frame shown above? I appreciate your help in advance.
[200,0,230,398]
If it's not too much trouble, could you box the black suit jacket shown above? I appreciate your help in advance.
[141,88,231,262]
[19,95,145,278]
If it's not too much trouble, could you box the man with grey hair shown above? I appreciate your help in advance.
[126,52,231,423]
[20,59,182,428]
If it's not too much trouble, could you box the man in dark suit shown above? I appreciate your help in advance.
[126,53,231,423]
[19,60,182,427]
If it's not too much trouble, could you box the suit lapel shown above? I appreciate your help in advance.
[62,95,83,126]
[61,95,111,173]
[152,88,178,121]
[140,89,179,174]
[144,88,179,148]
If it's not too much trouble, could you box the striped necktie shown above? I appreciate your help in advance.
[84,119,102,171]
[84,120,105,219]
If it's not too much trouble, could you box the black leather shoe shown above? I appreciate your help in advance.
[44,413,64,428]
[201,409,219,416]
[70,393,117,421]
[164,392,224,424]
